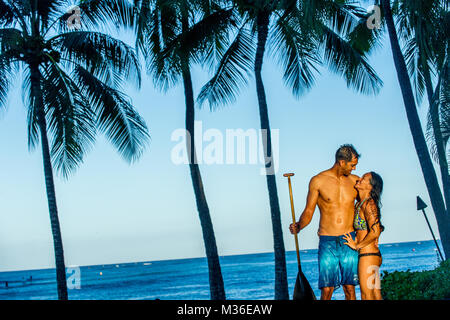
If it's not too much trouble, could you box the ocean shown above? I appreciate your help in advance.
[0,240,443,300]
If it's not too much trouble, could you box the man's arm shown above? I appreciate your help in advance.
[289,177,320,234]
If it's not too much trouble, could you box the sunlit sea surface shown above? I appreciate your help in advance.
[0,240,443,300]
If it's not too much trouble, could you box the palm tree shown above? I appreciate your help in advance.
[381,0,450,259]
[133,0,237,300]
[0,0,149,299]
[198,0,383,299]
[393,0,450,216]
[426,51,450,175]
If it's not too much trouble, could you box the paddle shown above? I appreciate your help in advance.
[284,173,316,300]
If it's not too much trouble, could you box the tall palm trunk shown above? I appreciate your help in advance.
[182,67,226,300]
[381,0,450,259]
[30,64,68,300]
[180,7,225,298]
[255,11,289,300]
[424,70,450,211]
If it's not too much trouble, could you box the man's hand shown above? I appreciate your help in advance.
[289,222,301,234]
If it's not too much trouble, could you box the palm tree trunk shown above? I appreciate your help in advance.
[182,64,226,300]
[424,70,450,211]
[255,11,289,299]
[381,0,450,259]
[30,64,69,299]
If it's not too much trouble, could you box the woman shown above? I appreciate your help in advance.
[343,172,384,300]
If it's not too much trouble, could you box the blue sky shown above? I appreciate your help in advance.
[0,14,444,272]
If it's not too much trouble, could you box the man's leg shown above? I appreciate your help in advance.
[342,285,356,300]
[339,232,359,299]
[320,287,334,300]
[318,237,339,300]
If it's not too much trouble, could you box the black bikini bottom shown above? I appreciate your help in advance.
[358,252,382,258]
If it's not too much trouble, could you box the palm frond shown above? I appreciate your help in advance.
[0,28,22,110]
[136,0,181,91]
[50,30,141,88]
[0,55,13,110]
[393,0,442,42]
[1,1,29,33]
[0,27,24,55]
[76,0,135,29]
[197,26,254,110]
[0,0,16,27]
[198,7,238,72]
[393,0,444,105]
[320,25,383,95]
[300,0,363,37]
[72,65,149,163]
[191,0,230,16]
[41,60,96,178]
[134,0,152,57]
[269,12,320,97]
[7,0,31,17]
[36,0,65,30]
[326,1,365,37]
[440,63,450,147]
[158,7,237,70]
[403,37,428,105]
[346,14,384,56]
[426,57,450,166]
[21,67,40,150]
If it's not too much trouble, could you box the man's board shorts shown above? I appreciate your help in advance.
[318,231,359,289]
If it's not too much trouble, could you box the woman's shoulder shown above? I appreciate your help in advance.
[363,198,379,215]
[364,198,384,232]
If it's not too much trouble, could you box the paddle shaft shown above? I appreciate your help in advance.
[421,209,444,261]
[286,176,301,272]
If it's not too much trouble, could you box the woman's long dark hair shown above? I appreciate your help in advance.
[369,172,385,232]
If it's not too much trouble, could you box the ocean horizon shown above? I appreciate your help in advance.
[0,240,443,300]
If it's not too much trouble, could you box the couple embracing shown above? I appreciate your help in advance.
[289,144,384,300]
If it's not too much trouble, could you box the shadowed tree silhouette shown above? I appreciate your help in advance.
[133,0,240,300]
[391,0,450,211]
[380,0,450,259]
[0,0,149,299]
[197,0,383,299]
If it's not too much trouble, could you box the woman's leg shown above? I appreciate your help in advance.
[358,255,382,300]
[373,257,383,300]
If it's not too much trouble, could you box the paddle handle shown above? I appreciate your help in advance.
[286,176,301,272]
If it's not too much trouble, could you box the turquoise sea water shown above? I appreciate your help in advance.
[0,240,443,300]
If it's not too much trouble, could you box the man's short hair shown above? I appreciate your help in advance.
[335,144,360,163]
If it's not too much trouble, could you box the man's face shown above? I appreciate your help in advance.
[339,156,358,176]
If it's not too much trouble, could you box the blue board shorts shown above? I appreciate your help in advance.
[318,231,359,289]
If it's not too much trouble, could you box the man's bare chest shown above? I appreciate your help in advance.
[318,179,357,204]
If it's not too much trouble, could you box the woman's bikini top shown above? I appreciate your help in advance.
[354,198,370,231]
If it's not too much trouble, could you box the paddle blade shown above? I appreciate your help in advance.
[293,271,316,300]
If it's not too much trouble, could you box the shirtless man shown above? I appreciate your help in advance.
[289,144,360,300]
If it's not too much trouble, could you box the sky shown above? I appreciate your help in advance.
[0,6,446,272]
